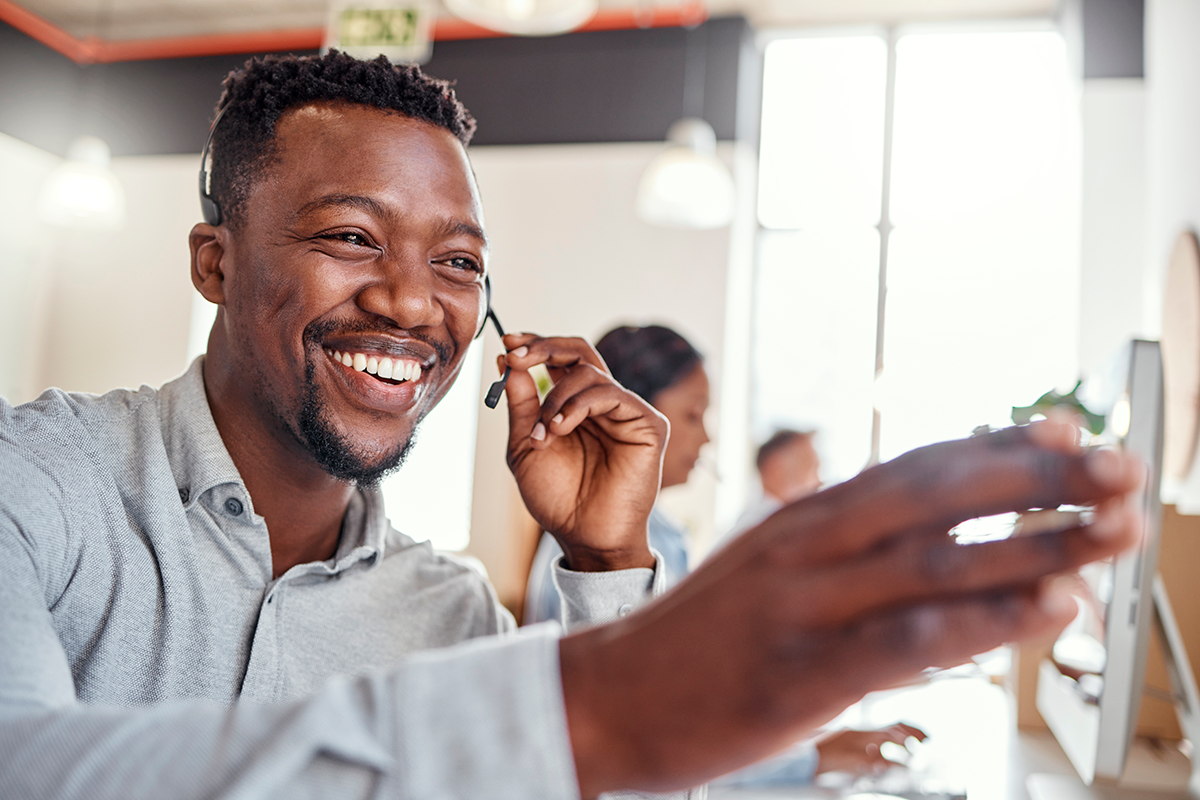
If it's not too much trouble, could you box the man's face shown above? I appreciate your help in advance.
[215,102,488,485]
[767,436,821,503]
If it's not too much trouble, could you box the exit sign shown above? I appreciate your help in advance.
[324,1,435,64]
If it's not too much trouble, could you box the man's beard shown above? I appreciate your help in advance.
[294,354,416,488]
[270,318,448,488]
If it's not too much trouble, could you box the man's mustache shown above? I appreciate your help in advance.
[302,318,453,366]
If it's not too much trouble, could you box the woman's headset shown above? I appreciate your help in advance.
[198,106,511,408]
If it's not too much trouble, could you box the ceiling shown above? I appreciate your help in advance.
[15,0,1055,46]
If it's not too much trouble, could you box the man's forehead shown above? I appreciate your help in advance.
[261,101,484,220]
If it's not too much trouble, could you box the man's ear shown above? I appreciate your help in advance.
[189,223,227,305]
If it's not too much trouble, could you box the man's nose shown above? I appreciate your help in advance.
[355,249,444,330]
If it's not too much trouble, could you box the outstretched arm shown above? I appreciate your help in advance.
[560,419,1144,796]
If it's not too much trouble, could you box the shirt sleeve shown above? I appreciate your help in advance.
[552,551,706,800]
[0,621,581,800]
[552,549,668,631]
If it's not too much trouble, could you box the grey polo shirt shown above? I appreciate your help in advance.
[0,357,675,799]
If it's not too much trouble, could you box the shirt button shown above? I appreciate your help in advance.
[225,497,244,516]
[178,487,190,504]
[618,604,634,618]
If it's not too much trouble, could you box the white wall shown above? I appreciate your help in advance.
[1078,79,1147,378]
[40,154,198,396]
[1145,0,1200,510]
[0,133,60,404]
[1145,0,1200,340]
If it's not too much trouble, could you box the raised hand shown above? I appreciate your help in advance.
[498,332,666,571]
[559,419,1145,796]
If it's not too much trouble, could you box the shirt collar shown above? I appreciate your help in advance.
[158,356,244,508]
[157,356,388,567]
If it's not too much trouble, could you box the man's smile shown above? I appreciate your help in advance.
[326,349,425,384]
[316,336,444,415]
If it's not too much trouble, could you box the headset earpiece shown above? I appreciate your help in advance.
[478,276,510,409]
[475,275,493,340]
[198,106,227,226]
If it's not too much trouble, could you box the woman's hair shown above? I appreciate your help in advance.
[595,325,703,405]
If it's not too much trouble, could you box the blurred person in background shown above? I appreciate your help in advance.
[723,428,823,545]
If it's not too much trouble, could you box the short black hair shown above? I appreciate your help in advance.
[595,325,704,406]
[208,50,477,229]
[755,429,815,472]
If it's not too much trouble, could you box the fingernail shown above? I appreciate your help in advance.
[531,422,546,441]
[552,413,564,426]
[512,346,529,358]
[1085,448,1124,487]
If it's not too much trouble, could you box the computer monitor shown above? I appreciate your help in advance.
[1035,339,1169,786]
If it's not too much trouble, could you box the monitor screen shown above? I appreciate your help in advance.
[1036,339,1166,785]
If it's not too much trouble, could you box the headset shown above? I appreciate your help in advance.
[198,106,511,408]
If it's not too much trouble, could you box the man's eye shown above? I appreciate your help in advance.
[446,256,483,274]
[321,232,371,247]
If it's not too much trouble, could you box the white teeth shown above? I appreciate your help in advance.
[329,348,422,383]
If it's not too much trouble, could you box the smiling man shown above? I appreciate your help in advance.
[0,52,1148,800]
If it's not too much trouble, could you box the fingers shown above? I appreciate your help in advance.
[775,497,1140,628]
[817,726,925,776]
[827,581,1078,687]
[885,722,928,742]
[501,352,549,453]
[500,333,609,377]
[499,333,606,448]
[498,333,665,452]
[534,372,666,452]
[761,422,1145,564]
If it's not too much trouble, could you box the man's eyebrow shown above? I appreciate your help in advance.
[441,220,490,250]
[295,194,389,220]
[295,195,488,248]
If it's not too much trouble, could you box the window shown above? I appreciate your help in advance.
[754,26,1079,483]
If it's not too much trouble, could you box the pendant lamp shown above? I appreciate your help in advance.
[635,21,735,229]
[443,0,596,36]
[38,135,127,231]
[635,117,734,228]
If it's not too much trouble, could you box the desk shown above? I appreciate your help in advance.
[709,674,1185,800]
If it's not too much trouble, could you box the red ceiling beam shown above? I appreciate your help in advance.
[0,0,708,64]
